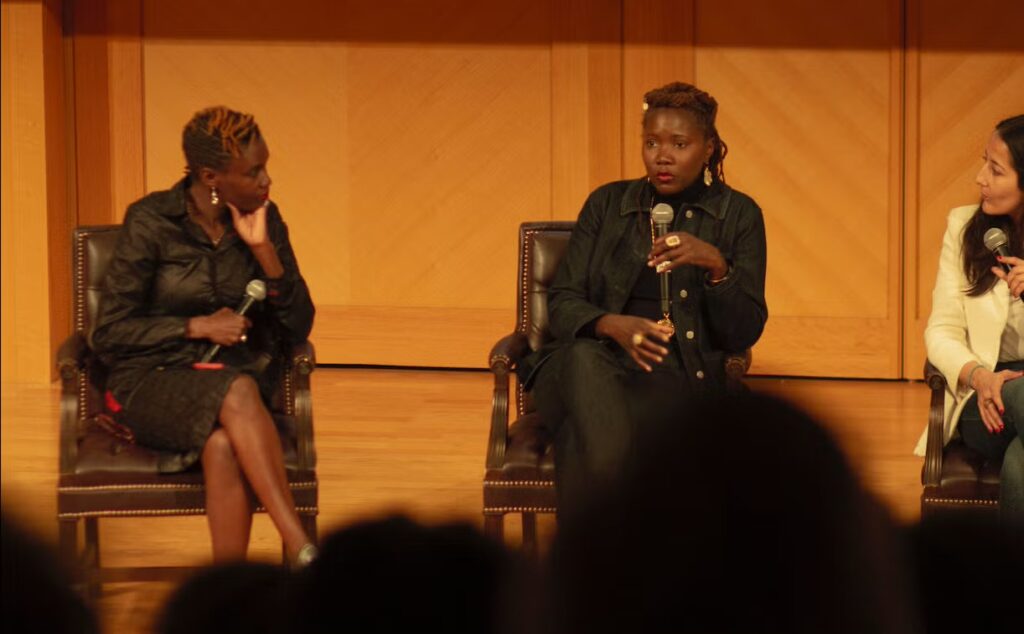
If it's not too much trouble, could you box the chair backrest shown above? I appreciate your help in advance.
[514,221,574,415]
[516,221,575,352]
[71,225,121,422]
[73,225,121,336]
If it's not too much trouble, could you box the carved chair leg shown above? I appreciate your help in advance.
[84,518,101,599]
[484,514,504,543]
[521,512,538,558]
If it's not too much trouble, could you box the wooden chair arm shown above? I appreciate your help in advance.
[486,332,530,470]
[922,359,946,486]
[288,341,316,471]
[57,331,89,380]
[725,348,752,381]
[56,332,89,475]
[489,332,531,372]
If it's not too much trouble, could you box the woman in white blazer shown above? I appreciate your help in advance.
[921,114,1024,524]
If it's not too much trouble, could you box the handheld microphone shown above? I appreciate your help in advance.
[651,203,675,317]
[983,228,1022,300]
[199,279,267,363]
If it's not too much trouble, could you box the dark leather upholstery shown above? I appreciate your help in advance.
[483,222,750,552]
[57,225,318,593]
[920,360,1000,517]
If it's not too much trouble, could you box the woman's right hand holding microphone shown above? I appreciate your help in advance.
[187,307,251,347]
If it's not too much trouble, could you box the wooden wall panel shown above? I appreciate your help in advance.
[12,0,1018,380]
[696,0,903,377]
[2,1,60,383]
[903,0,1024,378]
[70,0,144,224]
[622,0,694,175]
[140,0,624,367]
[43,0,73,384]
[551,0,623,218]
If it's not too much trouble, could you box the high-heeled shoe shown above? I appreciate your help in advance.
[295,543,319,568]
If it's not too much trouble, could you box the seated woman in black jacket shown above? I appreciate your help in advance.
[92,106,317,565]
[521,82,768,514]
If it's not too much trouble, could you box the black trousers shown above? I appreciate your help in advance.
[530,338,699,518]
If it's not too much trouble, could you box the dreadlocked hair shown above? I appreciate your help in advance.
[182,106,262,174]
[643,82,728,185]
[963,114,1024,297]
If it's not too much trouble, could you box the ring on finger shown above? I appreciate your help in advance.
[665,235,681,247]
[631,333,645,346]
[655,261,671,273]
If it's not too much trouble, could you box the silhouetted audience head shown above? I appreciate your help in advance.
[289,515,534,634]
[548,391,921,634]
[1,512,97,634]
[154,561,289,634]
[909,514,1024,634]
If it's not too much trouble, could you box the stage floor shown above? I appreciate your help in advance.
[1,368,930,632]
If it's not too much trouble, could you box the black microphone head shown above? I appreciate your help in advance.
[651,203,674,226]
[245,279,267,301]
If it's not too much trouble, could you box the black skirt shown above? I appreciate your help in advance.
[111,365,244,472]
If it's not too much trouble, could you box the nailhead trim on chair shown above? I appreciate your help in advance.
[59,481,317,493]
[515,230,538,418]
[483,506,557,514]
[58,508,206,519]
[490,353,512,367]
[58,505,319,520]
[922,497,998,506]
[483,480,554,488]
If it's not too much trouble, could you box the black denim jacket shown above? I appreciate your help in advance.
[91,177,315,398]
[519,178,768,390]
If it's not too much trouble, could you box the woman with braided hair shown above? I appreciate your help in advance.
[519,82,768,515]
[92,106,318,565]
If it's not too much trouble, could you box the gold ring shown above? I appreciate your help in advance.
[665,235,681,247]
[631,333,644,346]
[656,261,671,273]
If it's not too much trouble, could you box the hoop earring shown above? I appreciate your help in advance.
[210,186,220,206]
[703,164,713,187]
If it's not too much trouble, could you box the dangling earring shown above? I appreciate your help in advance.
[210,186,220,206]
[703,164,713,187]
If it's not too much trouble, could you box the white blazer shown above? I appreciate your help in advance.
[916,205,1013,456]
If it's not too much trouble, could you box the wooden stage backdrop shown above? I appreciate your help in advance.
[2,0,1023,384]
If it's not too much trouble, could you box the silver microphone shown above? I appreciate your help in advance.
[983,228,1021,300]
[651,203,675,316]
[199,279,267,363]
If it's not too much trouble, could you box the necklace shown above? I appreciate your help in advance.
[186,193,226,247]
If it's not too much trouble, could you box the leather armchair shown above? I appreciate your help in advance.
[920,360,1000,518]
[56,225,318,596]
[484,222,750,553]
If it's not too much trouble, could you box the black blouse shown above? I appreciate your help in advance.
[91,177,315,398]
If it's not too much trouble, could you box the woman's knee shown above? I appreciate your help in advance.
[1002,376,1024,434]
[559,339,619,384]
[202,428,237,468]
